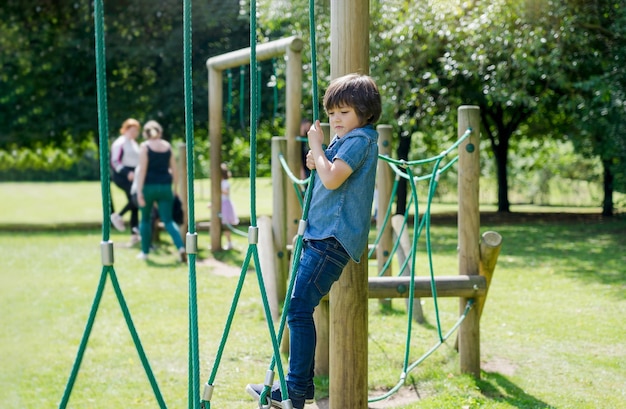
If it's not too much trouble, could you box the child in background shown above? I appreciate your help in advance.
[246,73,382,409]
[220,162,239,250]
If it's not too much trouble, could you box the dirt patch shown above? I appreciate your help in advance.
[481,357,517,376]
[196,257,245,277]
[304,386,423,409]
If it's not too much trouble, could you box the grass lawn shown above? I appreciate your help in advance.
[1,213,625,408]
[1,178,621,229]
[0,179,258,228]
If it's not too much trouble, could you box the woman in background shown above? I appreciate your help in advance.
[110,118,141,244]
[135,120,186,262]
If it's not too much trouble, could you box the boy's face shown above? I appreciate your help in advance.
[327,105,360,138]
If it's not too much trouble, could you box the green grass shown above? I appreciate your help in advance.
[1,180,624,408]
[1,216,625,408]
[0,178,271,227]
[1,179,620,228]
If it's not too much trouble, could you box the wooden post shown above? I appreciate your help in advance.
[258,216,279,319]
[177,143,189,242]
[271,137,288,303]
[285,43,303,243]
[377,125,393,310]
[457,105,481,378]
[312,122,346,376]
[329,0,370,408]
[476,231,502,320]
[208,66,223,250]
[206,37,304,251]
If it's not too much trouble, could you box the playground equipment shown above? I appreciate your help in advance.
[269,106,503,405]
[61,0,502,408]
[206,36,305,252]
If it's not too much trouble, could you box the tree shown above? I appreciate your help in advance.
[556,0,626,215]
[372,0,566,212]
[0,0,249,151]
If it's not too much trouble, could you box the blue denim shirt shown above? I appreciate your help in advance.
[303,125,378,262]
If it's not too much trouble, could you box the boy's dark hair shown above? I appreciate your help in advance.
[323,73,382,125]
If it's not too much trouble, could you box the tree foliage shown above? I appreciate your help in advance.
[555,0,626,214]
[0,0,249,150]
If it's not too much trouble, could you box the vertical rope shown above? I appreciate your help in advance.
[94,0,111,242]
[60,1,167,407]
[249,0,258,227]
[308,0,320,122]
[182,0,200,407]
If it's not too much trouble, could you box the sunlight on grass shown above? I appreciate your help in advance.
[1,217,625,408]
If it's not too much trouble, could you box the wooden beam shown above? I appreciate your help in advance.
[368,275,487,299]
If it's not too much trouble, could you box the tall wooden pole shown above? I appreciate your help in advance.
[376,125,393,309]
[328,0,370,408]
[457,105,481,377]
[286,46,303,242]
[208,67,223,250]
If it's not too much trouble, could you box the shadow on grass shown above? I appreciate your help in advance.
[483,216,626,299]
[478,371,556,409]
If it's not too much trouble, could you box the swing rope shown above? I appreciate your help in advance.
[201,0,297,407]
[59,0,169,407]
[182,0,202,407]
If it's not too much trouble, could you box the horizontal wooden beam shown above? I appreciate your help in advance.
[206,36,303,71]
[367,275,486,299]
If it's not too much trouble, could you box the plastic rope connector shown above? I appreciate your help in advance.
[280,400,294,409]
[263,370,274,386]
[297,219,307,236]
[202,383,214,401]
[186,232,198,254]
[100,241,114,266]
[248,226,259,244]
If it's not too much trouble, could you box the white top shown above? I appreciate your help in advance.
[111,135,140,172]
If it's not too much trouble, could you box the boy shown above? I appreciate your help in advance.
[247,73,382,409]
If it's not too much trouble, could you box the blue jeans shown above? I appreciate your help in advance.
[286,238,350,403]
[139,183,184,254]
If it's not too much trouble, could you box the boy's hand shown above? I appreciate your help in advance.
[305,150,315,170]
[307,120,324,148]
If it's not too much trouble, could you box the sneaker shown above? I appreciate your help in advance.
[178,247,187,263]
[136,252,149,260]
[110,213,125,232]
[245,383,306,409]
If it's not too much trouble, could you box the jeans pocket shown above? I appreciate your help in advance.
[313,253,349,297]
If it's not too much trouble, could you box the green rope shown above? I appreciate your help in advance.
[182,0,201,407]
[368,300,474,403]
[60,1,167,407]
[367,131,473,403]
[257,0,321,405]
[368,172,400,259]
[202,1,292,407]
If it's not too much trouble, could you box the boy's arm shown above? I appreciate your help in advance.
[307,120,353,190]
